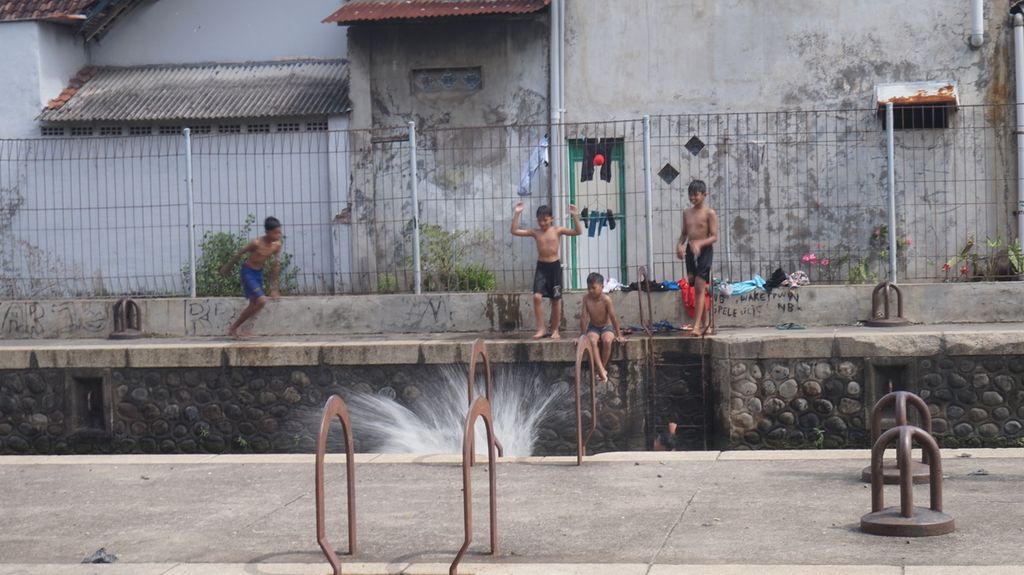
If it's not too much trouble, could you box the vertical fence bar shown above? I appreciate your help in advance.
[885,102,898,283]
[642,115,655,280]
[408,121,422,294]
[184,128,197,298]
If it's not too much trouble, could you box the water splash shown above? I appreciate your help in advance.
[347,363,569,457]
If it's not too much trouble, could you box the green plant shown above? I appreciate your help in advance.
[943,234,1019,281]
[183,214,300,296]
[1007,242,1024,276]
[846,256,876,284]
[811,425,825,448]
[376,273,399,294]
[416,224,496,292]
[234,436,250,451]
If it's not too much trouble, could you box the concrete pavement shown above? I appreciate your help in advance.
[2,449,1023,574]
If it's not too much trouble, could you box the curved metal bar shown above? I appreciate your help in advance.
[466,339,504,460]
[315,395,357,575]
[574,335,600,466]
[870,391,933,464]
[450,396,499,575]
[870,424,944,515]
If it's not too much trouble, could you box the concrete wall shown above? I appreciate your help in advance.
[0,22,47,139]
[1,281,1021,339]
[88,0,346,66]
[345,18,551,290]
[563,0,1009,118]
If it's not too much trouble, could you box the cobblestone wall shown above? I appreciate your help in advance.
[0,361,648,456]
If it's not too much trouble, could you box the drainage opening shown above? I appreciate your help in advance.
[71,376,107,433]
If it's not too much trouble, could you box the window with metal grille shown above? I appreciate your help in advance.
[159,126,180,135]
[99,126,121,136]
[218,125,241,134]
[189,125,212,135]
[883,105,952,130]
[248,124,270,133]
[70,126,93,137]
[277,123,300,132]
[306,121,328,132]
[128,126,152,136]
[41,126,65,137]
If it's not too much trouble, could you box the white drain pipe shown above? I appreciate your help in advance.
[1015,14,1024,251]
[970,0,985,48]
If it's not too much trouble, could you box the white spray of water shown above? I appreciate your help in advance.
[346,363,570,456]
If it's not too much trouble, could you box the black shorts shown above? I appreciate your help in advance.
[533,260,563,300]
[685,244,713,283]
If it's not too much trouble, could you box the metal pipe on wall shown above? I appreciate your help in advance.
[183,128,197,298]
[1015,14,1024,252]
[970,0,985,48]
[408,121,422,294]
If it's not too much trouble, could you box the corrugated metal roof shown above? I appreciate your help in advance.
[323,0,549,24]
[875,81,960,108]
[0,0,93,22]
[39,60,351,123]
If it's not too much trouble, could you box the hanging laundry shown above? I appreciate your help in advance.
[580,207,589,228]
[588,211,599,238]
[606,208,616,230]
[581,138,614,182]
[725,274,766,296]
[517,135,549,196]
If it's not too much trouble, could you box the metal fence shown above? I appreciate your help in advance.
[0,104,1017,299]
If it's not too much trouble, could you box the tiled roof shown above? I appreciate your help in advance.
[323,0,549,24]
[39,60,351,123]
[0,0,94,22]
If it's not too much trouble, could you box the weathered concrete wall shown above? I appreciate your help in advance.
[1,281,1023,339]
[345,18,551,290]
[88,0,346,66]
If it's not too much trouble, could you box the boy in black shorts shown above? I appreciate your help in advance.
[675,180,718,336]
[511,202,583,339]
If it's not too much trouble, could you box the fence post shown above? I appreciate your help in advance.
[885,102,898,283]
[642,115,655,281]
[184,128,197,298]
[408,121,422,295]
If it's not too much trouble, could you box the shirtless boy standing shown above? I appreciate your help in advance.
[675,180,718,337]
[579,272,624,379]
[511,202,583,339]
[220,216,283,338]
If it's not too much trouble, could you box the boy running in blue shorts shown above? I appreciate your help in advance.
[220,216,283,338]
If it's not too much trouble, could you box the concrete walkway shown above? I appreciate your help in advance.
[2,449,1023,574]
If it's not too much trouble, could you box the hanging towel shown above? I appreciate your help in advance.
[517,135,549,196]
[678,278,712,319]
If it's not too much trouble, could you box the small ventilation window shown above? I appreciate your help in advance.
[684,136,705,156]
[306,121,328,132]
[248,124,270,133]
[128,126,152,136]
[70,126,93,137]
[277,123,300,133]
[412,67,483,94]
[71,376,107,433]
[883,106,952,130]
[218,125,241,134]
[189,125,212,135]
[99,126,121,136]
[41,126,65,137]
[159,126,180,135]
[658,163,680,185]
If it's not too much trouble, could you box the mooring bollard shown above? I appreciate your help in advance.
[450,396,499,575]
[315,395,356,575]
[574,335,600,466]
[109,298,143,339]
[467,339,504,465]
[861,390,932,484]
[860,424,954,537]
[865,281,910,327]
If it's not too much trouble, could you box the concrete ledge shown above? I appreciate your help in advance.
[126,345,224,368]
[32,347,127,369]
[3,282,1024,340]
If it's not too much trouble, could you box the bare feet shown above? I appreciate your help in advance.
[550,331,561,340]
[532,330,547,340]
[597,364,609,382]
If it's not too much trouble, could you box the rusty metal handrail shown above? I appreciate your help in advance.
[574,335,600,466]
[871,390,932,462]
[315,395,357,575]
[636,265,654,335]
[450,396,499,575]
[467,339,504,462]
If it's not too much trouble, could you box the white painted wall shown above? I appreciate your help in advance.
[89,0,347,66]
[0,22,47,139]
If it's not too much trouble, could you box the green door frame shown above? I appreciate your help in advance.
[566,139,628,290]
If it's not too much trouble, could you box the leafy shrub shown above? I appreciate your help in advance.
[376,273,399,294]
[455,264,496,292]
[182,214,300,297]
[417,224,496,292]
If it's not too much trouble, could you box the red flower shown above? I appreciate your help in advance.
[942,263,951,272]
[960,264,969,277]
